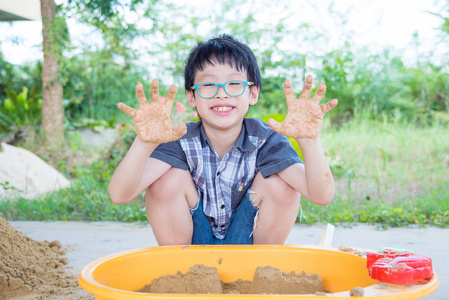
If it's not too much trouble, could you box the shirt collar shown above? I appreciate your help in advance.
[199,119,257,152]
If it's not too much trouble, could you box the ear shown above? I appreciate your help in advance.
[187,90,196,108]
[249,86,260,106]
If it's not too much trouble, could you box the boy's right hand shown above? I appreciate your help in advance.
[117,80,187,144]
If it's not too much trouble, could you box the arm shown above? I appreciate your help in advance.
[108,138,171,204]
[269,75,338,205]
[108,80,187,204]
[277,137,334,205]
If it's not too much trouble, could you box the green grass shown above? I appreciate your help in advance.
[1,118,448,228]
[0,151,148,222]
[332,117,448,202]
[0,182,148,222]
[302,115,449,227]
[300,180,449,228]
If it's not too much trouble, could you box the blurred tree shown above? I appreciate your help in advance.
[149,0,320,116]
[3,0,447,131]
[0,52,19,101]
[35,0,158,142]
[66,0,156,59]
[60,49,147,122]
[40,0,68,145]
[434,1,449,36]
[60,0,160,121]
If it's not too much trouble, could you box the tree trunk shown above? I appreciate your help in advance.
[40,0,64,145]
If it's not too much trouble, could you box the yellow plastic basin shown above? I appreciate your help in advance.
[79,245,439,299]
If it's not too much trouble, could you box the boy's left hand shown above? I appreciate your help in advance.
[268,75,338,139]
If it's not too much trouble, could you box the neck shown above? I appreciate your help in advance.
[203,124,242,159]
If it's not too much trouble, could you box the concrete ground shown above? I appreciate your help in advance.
[9,221,447,299]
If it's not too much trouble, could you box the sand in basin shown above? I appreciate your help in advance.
[138,264,323,295]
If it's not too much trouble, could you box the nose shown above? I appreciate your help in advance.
[215,86,228,98]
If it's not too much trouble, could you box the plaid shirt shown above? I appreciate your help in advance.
[151,118,302,239]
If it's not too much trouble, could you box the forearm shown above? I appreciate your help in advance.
[296,136,335,205]
[108,137,158,204]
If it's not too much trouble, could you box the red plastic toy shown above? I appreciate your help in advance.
[367,247,433,285]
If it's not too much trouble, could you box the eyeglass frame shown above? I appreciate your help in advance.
[190,80,254,99]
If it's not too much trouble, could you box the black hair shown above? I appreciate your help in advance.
[184,34,262,92]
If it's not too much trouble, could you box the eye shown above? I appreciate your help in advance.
[202,83,215,87]
[228,81,243,86]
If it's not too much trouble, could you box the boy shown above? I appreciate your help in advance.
[109,35,338,245]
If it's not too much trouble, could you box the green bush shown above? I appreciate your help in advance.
[0,87,42,132]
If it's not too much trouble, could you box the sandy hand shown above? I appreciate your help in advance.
[267,75,338,139]
[117,80,187,144]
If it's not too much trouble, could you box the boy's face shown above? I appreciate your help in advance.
[187,61,259,132]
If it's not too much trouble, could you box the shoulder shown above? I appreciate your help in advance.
[243,117,288,143]
[182,121,202,139]
[243,117,273,138]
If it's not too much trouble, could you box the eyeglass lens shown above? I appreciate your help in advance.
[198,81,246,98]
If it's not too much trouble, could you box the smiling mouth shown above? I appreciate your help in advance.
[212,106,233,112]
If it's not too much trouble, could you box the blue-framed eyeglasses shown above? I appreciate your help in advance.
[191,80,254,99]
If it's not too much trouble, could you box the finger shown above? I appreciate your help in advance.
[312,83,326,104]
[283,80,296,107]
[267,118,282,132]
[150,79,160,103]
[136,82,149,107]
[299,75,313,99]
[320,99,338,114]
[117,102,137,118]
[165,84,177,106]
[174,123,187,138]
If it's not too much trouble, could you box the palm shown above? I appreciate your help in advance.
[268,75,338,139]
[117,80,187,144]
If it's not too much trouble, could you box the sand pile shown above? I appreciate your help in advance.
[0,217,92,299]
[139,264,324,295]
[249,265,324,294]
[0,143,70,200]
[149,264,223,294]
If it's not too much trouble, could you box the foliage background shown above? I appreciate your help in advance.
[0,0,448,227]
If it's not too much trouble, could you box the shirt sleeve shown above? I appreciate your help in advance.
[256,131,303,178]
[150,140,189,170]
